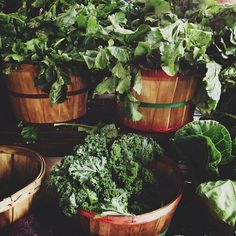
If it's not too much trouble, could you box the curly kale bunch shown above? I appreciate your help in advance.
[48,126,164,217]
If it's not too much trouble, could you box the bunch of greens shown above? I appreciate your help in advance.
[170,1,236,119]
[0,0,133,105]
[210,23,236,126]
[48,125,164,217]
[87,0,224,121]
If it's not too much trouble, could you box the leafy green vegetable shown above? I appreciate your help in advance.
[194,61,222,114]
[18,122,39,144]
[48,126,164,217]
[196,180,236,230]
[172,120,233,181]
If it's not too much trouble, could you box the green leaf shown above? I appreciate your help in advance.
[112,64,131,94]
[133,71,142,95]
[116,75,131,94]
[107,46,130,63]
[194,61,222,114]
[197,180,236,230]
[80,50,97,69]
[121,94,142,121]
[19,123,39,144]
[94,77,117,95]
[112,63,128,79]
[86,16,99,35]
[144,0,171,17]
[134,41,150,57]
[5,54,25,62]
[173,120,233,180]
[95,48,109,69]
[56,7,77,27]
[160,41,184,76]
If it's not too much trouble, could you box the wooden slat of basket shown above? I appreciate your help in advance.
[5,64,88,123]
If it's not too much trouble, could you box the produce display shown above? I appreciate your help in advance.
[0,0,236,235]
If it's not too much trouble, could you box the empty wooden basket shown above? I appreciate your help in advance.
[77,156,183,236]
[5,64,88,123]
[119,70,199,133]
[0,146,46,229]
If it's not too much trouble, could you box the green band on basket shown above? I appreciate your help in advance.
[140,100,191,109]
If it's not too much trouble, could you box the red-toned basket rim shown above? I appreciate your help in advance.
[79,155,184,226]
[79,192,182,225]
[141,70,190,81]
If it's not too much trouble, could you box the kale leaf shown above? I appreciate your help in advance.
[48,128,164,217]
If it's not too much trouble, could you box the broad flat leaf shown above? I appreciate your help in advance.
[5,54,24,62]
[80,50,98,69]
[107,46,130,63]
[133,71,142,95]
[197,180,236,230]
[95,49,109,69]
[116,75,131,94]
[112,63,128,79]
[160,41,184,76]
[134,41,150,57]
[173,120,233,179]
[144,0,171,17]
[56,7,77,27]
[94,77,117,95]
[194,61,222,114]
[159,19,185,43]
[125,24,151,43]
[121,94,142,121]
[87,16,99,35]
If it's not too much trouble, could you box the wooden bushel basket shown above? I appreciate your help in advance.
[76,156,183,236]
[119,70,199,133]
[5,64,88,123]
[0,146,46,229]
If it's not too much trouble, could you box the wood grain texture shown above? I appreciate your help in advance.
[119,71,199,133]
[77,156,183,236]
[5,64,88,123]
[0,146,46,229]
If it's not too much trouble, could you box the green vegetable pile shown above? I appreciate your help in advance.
[1,0,236,120]
[48,125,164,217]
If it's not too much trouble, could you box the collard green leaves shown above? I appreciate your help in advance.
[194,61,222,115]
[173,120,233,180]
[196,180,236,230]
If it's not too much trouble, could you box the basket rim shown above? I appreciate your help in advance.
[0,145,46,212]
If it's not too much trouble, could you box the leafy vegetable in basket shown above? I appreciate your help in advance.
[0,0,133,105]
[172,120,233,182]
[48,124,164,217]
[89,0,224,121]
